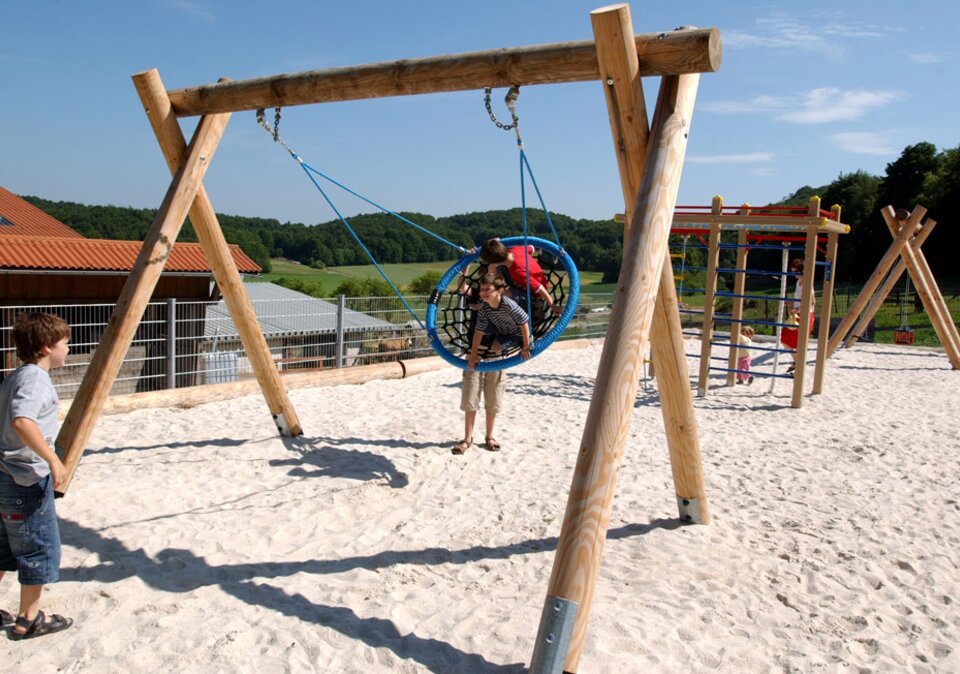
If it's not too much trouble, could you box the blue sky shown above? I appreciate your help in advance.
[2,1,956,226]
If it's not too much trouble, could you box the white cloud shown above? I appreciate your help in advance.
[725,13,829,52]
[725,11,892,52]
[701,96,790,114]
[704,88,903,124]
[908,52,943,64]
[830,132,898,156]
[158,0,215,21]
[778,88,902,124]
[687,152,774,165]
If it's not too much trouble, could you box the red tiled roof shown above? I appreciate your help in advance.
[0,236,260,274]
[0,186,85,238]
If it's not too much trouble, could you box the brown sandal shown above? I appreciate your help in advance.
[484,437,501,452]
[452,438,472,455]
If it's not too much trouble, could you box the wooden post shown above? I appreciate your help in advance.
[165,29,721,116]
[725,216,749,386]
[54,111,230,495]
[532,70,700,674]
[132,68,303,436]
[591,5,708,527]
[789,209,819,409]
[811,205,840,395]
[880,209,960,368]
[826,205,925,357]
[696,220,721,396]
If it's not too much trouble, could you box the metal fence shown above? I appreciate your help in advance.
[1,293,614,399]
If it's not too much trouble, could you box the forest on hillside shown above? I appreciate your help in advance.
[22,141,960,283]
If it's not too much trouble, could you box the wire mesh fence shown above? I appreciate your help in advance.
[1,292,613,399]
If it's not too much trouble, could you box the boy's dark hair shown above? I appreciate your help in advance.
[790,258,804,273]
[14,312,70,363]
[479,239,509,264]
[479,272,507,289]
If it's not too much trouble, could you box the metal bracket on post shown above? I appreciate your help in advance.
[677,495,705,524]
[529,595,578,674]
[273,412,294,437]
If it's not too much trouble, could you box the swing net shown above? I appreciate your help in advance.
[426,236,579,372]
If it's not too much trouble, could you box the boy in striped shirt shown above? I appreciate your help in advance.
[466,273,532,370]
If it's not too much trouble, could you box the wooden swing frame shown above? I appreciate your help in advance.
[56,5,722,672]
[826,205,960,368]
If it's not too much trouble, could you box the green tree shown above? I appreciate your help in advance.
[333,277,394,297]
[409,271,442,295]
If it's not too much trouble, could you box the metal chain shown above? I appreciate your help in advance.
[256,106,298,158]
[484,86,522,145]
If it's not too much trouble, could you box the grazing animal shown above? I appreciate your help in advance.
[376,335,412,362]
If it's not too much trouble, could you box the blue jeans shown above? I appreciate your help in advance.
[0,472,61,585]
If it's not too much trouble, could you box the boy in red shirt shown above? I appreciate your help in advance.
[479,239,559,315]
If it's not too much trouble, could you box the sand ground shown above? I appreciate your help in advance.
[2,340,958,672]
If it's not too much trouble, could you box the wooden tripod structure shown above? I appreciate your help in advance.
[826,205,960,368]
[54,5,721,672]
[671,196,849,409]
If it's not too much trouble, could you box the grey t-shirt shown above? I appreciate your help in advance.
[0,363,58,486]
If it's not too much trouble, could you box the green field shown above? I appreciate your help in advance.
[254,259,611,297]
[254,260,958,347]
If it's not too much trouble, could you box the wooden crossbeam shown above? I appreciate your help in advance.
[166,28,720,116]
[55,112,230,495]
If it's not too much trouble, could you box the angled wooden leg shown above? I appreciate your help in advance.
[846,218,936,355]
[531,66,700,673]
[591,6,708,528]
[880,210,960,368]
[55,112,230,495]
[132,68,303,435]
[826,206,925,357]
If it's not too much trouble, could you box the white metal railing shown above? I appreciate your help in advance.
[1,293,613,398]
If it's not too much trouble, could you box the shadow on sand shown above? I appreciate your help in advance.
[60,517,682,673]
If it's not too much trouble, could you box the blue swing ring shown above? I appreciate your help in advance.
[425,236,580,372]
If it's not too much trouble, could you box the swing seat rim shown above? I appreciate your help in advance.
[425,236,580,372]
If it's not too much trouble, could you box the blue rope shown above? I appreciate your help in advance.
[296,160,425,329]
[298,158,466,254]
[519,149,562,247]
[519,149,534,337]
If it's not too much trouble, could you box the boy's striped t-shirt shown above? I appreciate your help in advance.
[475,296,528,337]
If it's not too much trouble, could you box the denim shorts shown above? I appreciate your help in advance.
[0,472,61,585]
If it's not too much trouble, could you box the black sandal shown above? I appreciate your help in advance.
[0,609,13,629]
[8,610,73,640]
